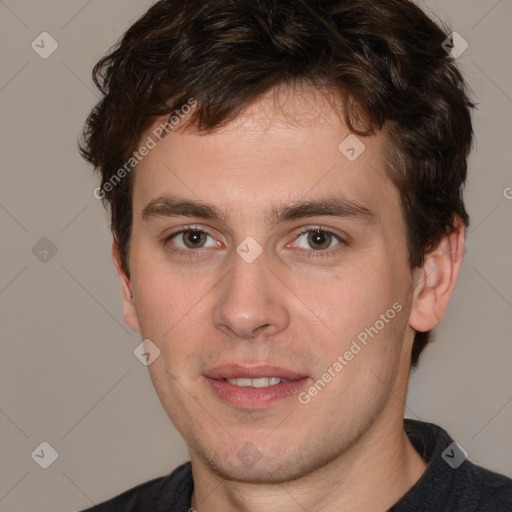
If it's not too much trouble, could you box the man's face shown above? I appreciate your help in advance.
[123,86,417,483]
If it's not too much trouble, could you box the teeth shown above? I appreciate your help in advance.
[227,377,284,388]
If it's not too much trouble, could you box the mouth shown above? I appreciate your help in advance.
[204,364,310,409]
[225,377,287,388]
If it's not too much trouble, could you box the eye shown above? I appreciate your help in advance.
[290,228,346,257]
[164,226,220,253]
[163,225,346,260]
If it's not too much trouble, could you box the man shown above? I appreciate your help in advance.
[79,0,512,510]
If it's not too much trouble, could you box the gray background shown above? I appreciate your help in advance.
[0,0,511,510]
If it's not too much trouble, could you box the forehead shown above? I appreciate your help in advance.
[132,85,397,222]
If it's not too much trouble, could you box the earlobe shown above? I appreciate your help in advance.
[409,219,466,333]
[112,241,140,333]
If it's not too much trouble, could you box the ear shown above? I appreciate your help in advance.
[112,240,140,332]
[409,217,466,333]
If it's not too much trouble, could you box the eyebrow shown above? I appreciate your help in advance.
[141,194,376,226]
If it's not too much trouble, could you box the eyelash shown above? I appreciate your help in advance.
[163,224,347,260]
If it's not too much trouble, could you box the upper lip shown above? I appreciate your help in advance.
[204,364,307,381]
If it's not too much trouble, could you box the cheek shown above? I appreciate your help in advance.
[305,299,407,415]
[130,243,203,335]
[132,275,177,338]
[314,269,408,401]
[130,260,215,375]
[319,266,397,341]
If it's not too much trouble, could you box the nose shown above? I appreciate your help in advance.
[212,245,290,340]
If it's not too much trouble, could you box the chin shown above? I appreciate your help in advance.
[196,441,339,485]
[207,460,305,485]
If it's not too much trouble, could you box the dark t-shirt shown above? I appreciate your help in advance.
[80,419,512,511]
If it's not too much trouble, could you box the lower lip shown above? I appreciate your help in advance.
[205,377,309,409]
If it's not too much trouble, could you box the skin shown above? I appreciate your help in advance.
[113,85,465,511]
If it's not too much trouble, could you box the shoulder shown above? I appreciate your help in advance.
[394,419,511,511]
[78,461,193,512]
[465,460,512,511]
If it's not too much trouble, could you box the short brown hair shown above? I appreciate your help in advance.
[80,0,475,366]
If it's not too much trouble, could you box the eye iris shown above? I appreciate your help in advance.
[183,230,206,248]
[308,230,331,250]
